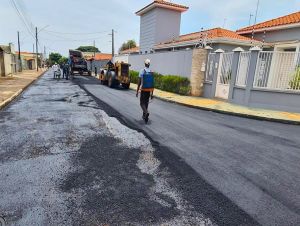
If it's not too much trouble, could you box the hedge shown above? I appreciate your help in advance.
[129,70,191,95]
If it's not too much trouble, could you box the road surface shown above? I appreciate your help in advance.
[0,70,299,225]
[75,74,300,226]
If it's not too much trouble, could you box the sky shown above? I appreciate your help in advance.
[1,0,299,56]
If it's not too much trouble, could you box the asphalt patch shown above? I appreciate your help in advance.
[61,135,179,225]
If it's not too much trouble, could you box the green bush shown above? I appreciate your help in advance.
[129,70,139,84]
[289,67,300,90]
[130,70,191,95]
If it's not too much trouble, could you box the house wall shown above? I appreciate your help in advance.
[139,9,157,53]
[113,55,129,63]
[127,49,193,78]
[139,8,181,53]
[3,52,12,76]
[155,8,181,45]
[0,51,4,76]
[242,27,300,43]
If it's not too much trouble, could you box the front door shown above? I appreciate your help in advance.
[215,52,233,99]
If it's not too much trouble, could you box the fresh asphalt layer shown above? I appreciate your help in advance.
[0,70,253,226]
[74,75,300,226]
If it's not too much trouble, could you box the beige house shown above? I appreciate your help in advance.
[0,43,17,77]
[16,51,40,70]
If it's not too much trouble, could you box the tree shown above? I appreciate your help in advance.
[76,46,100,53]
[49,53,62,65]
[119,40,137,52]
[58,56,68,66]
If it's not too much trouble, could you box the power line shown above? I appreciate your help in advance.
[44,29,111,35]
[9,0,35,39]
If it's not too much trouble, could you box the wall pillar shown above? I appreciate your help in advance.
[190,48,208,96]
[245,46,261,105]
[210,49,224,98]
[228,47,244,101]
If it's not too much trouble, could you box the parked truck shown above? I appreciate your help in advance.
[69,50,91,76]
[100,61,131,89]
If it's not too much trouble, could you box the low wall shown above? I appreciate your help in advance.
[126,49,194,78]
[231,86,300,113]
[231,87,246,105]
[203,82,213,98]
[249,89,300,113]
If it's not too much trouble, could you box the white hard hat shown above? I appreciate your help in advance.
[144,59,151,65]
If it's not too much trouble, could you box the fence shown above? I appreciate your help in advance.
[236,51,251,87]
[203,48,300,112]
[253,51,300,91]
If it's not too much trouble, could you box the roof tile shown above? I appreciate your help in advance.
[156,27,255,47]
[237,11,300,33]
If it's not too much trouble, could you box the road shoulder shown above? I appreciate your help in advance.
[0,70,45,110]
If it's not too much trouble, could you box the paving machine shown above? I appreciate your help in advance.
[100,61,131,89]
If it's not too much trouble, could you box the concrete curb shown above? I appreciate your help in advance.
[129,86,300,125]
[0,71,46,110]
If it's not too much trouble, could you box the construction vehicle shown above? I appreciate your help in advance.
[68,50,91,76]
[100,61,131,89]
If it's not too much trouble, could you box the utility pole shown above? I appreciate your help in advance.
[251,0,260,42]
[93,40,96,57]
[44,46,46,68]
[35,27,39,71]
[111,29,115,58]
[91,40,95,75]
[17,31,22,72]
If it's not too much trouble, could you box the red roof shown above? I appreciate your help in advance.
[86,53,112,61]
[155,28,258,48]
[136,0,188,15]
[120,46,139,54]
[237,11,300,33]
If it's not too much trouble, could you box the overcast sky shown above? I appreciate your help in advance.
[1,0,299,56]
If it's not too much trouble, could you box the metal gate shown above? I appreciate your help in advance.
[215,52,233,99]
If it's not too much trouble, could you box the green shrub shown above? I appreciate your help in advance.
[130,70,191,95]
[289,67,300,90]
[129,70,139,84]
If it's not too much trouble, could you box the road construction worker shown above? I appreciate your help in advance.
[52,63,60,78]
[107,60,114,71]
[63,63,70,80]
[136,59,154,123]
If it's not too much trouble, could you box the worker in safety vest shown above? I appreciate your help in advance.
[136,59,154,123]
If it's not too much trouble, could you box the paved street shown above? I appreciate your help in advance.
[76,75,300,226]
[0,70,300,226]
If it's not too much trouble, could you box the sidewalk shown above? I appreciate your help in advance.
[130,83,300,125]
[0,70,45,110]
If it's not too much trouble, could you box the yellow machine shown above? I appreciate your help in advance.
[100,61,131,89]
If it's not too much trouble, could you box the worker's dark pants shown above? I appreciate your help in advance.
[65,71,69,80]
[140,91,151,114]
